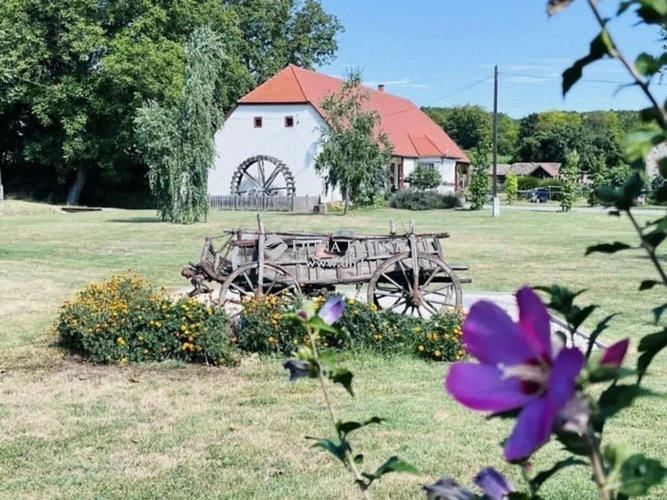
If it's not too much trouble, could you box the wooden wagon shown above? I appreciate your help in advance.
[181,215,471,317]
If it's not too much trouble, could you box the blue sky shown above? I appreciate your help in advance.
[317,0,666,118]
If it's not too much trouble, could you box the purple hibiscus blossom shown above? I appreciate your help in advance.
[318,295,345,325]
[445,286,585,461]
[600,338,629,368]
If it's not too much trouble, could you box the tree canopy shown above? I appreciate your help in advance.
[0,0,343,206]
[314,68,393,214]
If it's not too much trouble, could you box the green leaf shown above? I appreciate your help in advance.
[555,432,590,457]
[618,172,645,210]
[486,407,522,421]
[586,314,618,359]
[562,30,614,96]
[652,303,667,324]
[635,53,660,76]
[659,157,667,178]
[636,0,667,24]
[330,368,354,397]
[587,364,637,384]
[530,457,588,492]
[605,443,667,497]
[637,328,667,383]
[622,126,665,165]
[336,417,385,438]
[534,285,586,318]
[365,456,419,485]
[353,454,364,464]
[617,0,636,16]
[596,186,621,206]
[640,280,663,290]
[585,242,633,256]
[308,315,343,335]
[597,384,659,421]
[643,228,667,250]
[307,437,349,463]
[568,304,598,332]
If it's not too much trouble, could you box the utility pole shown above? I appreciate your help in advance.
[491,65,500,217]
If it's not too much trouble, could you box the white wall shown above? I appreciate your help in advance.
[209,103,341,201]
[402,157,457,194]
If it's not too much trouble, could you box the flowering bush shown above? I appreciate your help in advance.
[235,292,464,360]
[56,273,240,366]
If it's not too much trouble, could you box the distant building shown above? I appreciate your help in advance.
[209,65,469,201]
[487,162,561,184]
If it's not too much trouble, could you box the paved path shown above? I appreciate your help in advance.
[471,203,666,216]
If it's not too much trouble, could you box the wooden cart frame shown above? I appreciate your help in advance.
[181,215,471,318]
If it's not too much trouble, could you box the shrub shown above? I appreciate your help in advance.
[388,190,461,210]
[516,175,541,192]
[505,172,518,204]
[406,163,441,190]
[56,274,240,366]
[234,293,465,360]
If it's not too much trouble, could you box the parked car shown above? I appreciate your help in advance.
[529,188,549,203]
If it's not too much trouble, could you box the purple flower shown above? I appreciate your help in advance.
[553,393,590,435]
[422,477,475,499]
[473,467,515,500]
[444,286,585,461]
[318,295,345,325]
[600,338,629,368]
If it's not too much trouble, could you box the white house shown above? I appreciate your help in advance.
[209,65,469,202]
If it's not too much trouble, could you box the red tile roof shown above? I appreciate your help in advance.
[237,65,469,161]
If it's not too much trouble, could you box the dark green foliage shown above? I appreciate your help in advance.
[235,294,465,361]
[468,142,491,210]
[560,150,581,211]
[135,26,223,224]
[314,68,393,215]
[517,175,541,192]
[406,163,441,190]
[505,172,518,204]
[388,190,461,210]
[55,274,239,366]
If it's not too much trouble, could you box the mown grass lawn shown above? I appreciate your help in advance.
[0,200,666,499]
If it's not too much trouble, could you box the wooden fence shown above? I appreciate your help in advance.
[209,194,320,212]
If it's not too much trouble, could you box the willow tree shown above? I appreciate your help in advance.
[314,68,393,214]
[135,26,225,224]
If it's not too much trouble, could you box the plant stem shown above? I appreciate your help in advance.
[627,209,667,285]
[307,326,372,500]
[585,0,667,128]
[585,426,612,500]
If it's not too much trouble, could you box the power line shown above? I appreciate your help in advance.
[500,70,660,85]
[385,75,494,117]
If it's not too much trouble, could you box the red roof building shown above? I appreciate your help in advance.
[237,65,469,162]
[209,65,469,201]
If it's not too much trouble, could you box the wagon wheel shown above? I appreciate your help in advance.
[367,252,462,318]
[230,155,296,196]
[218,262,301,317]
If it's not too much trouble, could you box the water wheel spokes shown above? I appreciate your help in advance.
[231,155,295,196]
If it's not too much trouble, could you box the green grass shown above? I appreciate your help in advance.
[0,200,666,499]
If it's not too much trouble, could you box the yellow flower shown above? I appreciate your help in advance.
[369,304,377,311]
[434,350,441,357]
[117,337,125,345]
[180,325,187,332]
[418,345,424,352]
[120,357,128,363]
[268,336,276,343]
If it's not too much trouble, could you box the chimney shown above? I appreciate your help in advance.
[377,84,385,93]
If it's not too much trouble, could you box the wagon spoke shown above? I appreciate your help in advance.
[397,260,413,294]
[422,300,440,315]
[379,272,404,292]
[421,267,440,289]
[425,283,454,295]
[265,273,280,294]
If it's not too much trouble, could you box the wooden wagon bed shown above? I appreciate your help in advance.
[182,215,471,318]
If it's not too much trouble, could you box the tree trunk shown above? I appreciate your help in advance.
[66,165,88,206]
[343,180,350,215]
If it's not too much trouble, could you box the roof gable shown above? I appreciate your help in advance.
[236,65,469,162]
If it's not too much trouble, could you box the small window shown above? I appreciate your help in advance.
[284,116,294,127]
[253,117,262,128]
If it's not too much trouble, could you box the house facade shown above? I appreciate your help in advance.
[488,162,562,184]
[208,65,468,202]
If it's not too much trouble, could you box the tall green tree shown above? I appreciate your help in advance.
[559,149,580,212]
[314,68,393,215]
[468,142,491,211]
[0,0,251,206]
[222,0,343,84]
[441,104,492,151]
[135,26,225,224]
